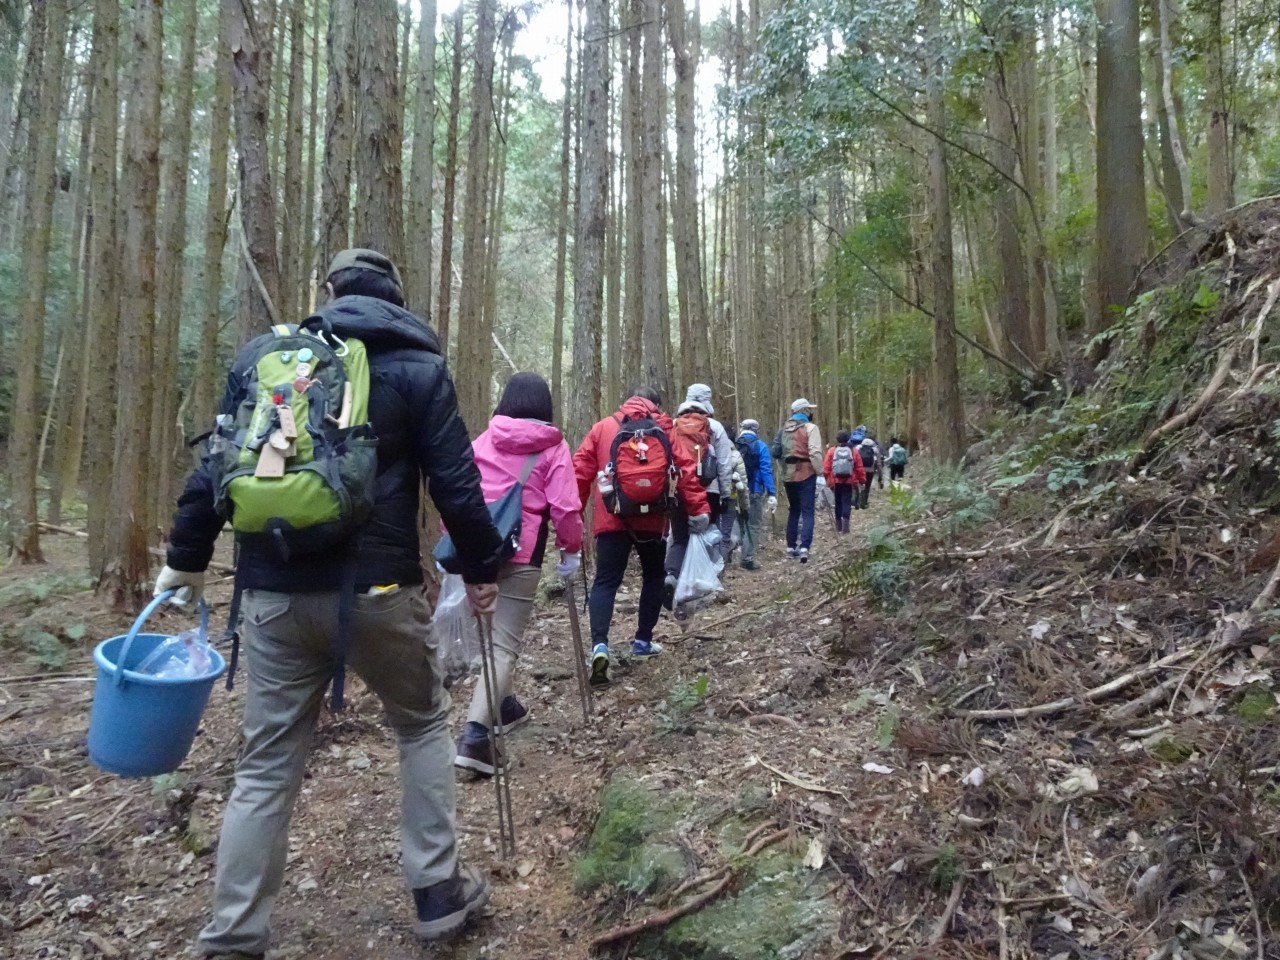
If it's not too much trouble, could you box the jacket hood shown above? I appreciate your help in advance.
[619,396,661,421]
[682,383,714,415]
[860,438,875,446]
[788,413,810,423]
[312,295,442,355]
[486,414,565,454]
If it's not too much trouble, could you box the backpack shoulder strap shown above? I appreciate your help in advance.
[518,452,539,484]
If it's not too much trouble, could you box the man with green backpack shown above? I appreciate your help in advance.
[155,249,505,958]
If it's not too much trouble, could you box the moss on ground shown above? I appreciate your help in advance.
[574,778,691,895]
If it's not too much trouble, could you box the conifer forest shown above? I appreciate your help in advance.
[7,0,1280,957]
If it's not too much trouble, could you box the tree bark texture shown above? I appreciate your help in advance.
[407,0,438,316]
[1094,0,1148,326]
[354,0,405,270]
[227,0,282,342]
[638,0,669,402]
[571,0,608,445]
[550,2,572,425]
[10,0,67,562]
[435,8,464,350]
[105,0,164,606]
[319,0,354,281]
[278,0,306,322]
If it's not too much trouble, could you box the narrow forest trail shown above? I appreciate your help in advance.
[3,488,895,959]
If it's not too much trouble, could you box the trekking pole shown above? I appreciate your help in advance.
[563,580,594,722]
[475,615,517,858]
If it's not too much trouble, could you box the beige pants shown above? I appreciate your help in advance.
[466,563,541,727]
[197,587,453,957]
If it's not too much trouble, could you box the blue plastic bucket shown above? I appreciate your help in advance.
[87,591,226,777]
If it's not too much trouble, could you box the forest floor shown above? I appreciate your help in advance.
[5,437,1280,959]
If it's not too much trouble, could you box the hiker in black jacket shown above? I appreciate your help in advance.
[155,249,503,957]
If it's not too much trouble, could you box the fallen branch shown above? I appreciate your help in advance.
[1096,675,1183,727]
[1238,866,1265,960]
[1130,342,1237,471]
[754,756,845,796]
[930,876,967,943]
[952,645,1206,720]
[744,713,801,728]
[591,829,790,949]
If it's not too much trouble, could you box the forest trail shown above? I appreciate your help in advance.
[3,492,890,959]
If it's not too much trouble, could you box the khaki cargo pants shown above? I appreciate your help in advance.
[196,587,453,957]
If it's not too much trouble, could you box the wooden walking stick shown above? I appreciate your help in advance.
[563,580,594,722]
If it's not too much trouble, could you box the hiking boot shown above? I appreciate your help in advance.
[631,638,664,660]
[662,575,677,611]
[494,695,529,734]
[786,547,799,560]
[741,559,758,571]
[798,548,809,564]
[455,732,504,778]
[413,865,491,941]
[589,643,611,687]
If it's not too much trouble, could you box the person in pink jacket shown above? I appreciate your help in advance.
[454,373,583,776]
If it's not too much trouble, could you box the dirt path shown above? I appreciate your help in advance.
[2,489,891,959]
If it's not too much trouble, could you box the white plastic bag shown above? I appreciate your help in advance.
[432,574,479,687]
[134,628,214,679]
[674,529,725,613]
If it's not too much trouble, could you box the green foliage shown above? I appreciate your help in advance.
[575,780,686,895]
[930,842,960,893]
[1236,684,1276,725]
[668,674,711,713]
[875,705,901,749]
[22,629,70,670]
[0,572,94,609]
[895,466,995,540]
[822,525,913,610]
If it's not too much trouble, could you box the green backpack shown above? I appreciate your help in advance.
[208,320,378,559]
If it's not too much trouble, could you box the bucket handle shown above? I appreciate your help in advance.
[113,592,211,686]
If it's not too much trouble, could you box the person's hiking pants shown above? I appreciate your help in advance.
[197,588,455,957]
[589,532,666,648]
[717,500,741,562]
[890,464,905,481]
[833,484,854,532]
[466,563,541,727]
[784,475,817,550]
[740,492,765,564]
[858,477,873,509]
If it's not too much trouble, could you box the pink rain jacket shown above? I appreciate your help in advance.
[470,415,584,565]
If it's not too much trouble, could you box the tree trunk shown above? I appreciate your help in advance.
[10,0,67,562]
[227,0,282,342]
[550,2,573,424]
[1155,0,1192,224]
[406,0,438,316]
[85,0,121,572]
[638,0,669,401]
[1094,0,1147,328]
[193,0,234,435]
[104,0,164,607]
[926,0,963,463]
[435,8,464,351]
[353,0,405,268]
[455,0,497,429]
[319,0,354,280]
[0,0,44,252]
[151,0,200,526]
[668,0,711,387]
[278,0,305,322]
[571,0,608,444]
[1204,0,1232,215]
[302,0,320,305]
[621,0,643,374]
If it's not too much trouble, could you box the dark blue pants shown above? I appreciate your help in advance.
[589,532,666,648]
[833,484,853,532]
[784,475,817,550]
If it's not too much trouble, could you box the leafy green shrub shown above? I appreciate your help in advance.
[575,779,685,895]
[668,674,710,713]
[823,525,913,610]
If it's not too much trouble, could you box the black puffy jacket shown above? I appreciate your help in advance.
[166,295,505,590]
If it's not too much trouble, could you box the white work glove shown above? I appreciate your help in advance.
[767,496,777,513]
[556,552,581,578]
[689,513,711,535]
[154,565,205,606]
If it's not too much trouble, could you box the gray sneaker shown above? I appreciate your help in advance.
[414,865,491,940]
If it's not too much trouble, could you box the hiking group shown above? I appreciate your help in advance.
[150,248,906,959]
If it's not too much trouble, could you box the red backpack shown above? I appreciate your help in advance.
[605,414,678,516]
[672,412,718,488]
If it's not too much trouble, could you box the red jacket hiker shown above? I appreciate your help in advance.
[823,444,866,488]
[574,395,710,537]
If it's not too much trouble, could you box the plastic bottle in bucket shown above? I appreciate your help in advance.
[87,591,227,778]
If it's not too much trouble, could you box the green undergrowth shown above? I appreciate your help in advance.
[575,778,692,896]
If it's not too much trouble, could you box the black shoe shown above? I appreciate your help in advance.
[662,575,676,611]
[414,865,491,940]
[454,734,506,777]
[495,695,529,734]
[741,559,758,571]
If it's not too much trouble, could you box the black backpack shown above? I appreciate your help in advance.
[736,434,761,482]
[858,444,877,470]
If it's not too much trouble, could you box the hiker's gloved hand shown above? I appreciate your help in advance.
[767,496,777,513]
[154,565,204,607]
[557,552,581,578]
[465,582,499,616]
